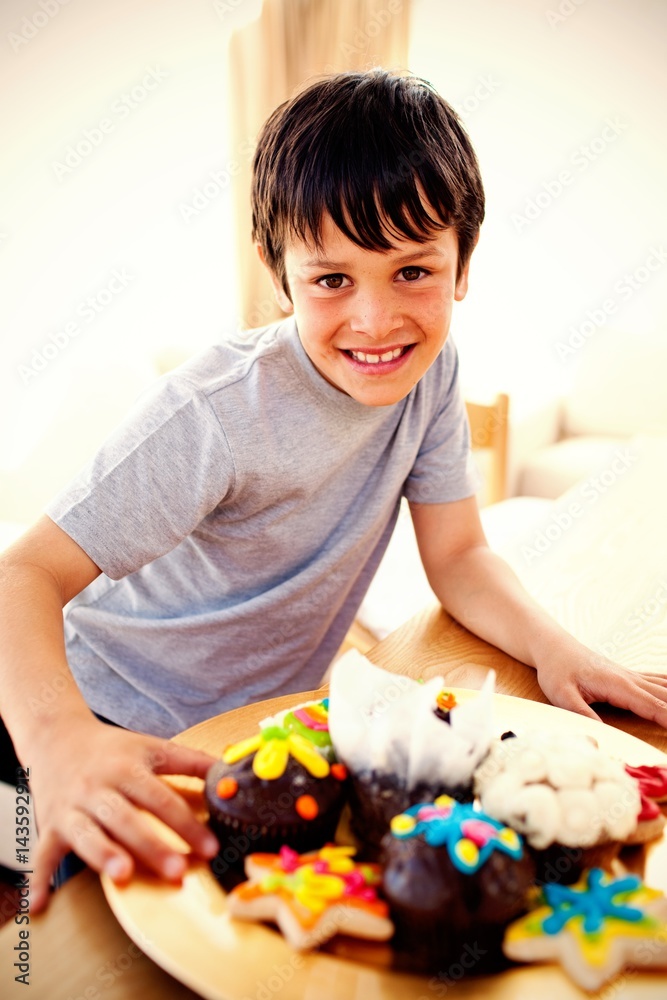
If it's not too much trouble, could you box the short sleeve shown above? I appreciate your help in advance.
[45,375,235,579]
[403,338,482,504]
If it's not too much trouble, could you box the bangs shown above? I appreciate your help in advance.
[286,124,455,253]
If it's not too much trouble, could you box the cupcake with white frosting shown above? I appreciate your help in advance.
[473,730,642,885]
[327,650,496,856]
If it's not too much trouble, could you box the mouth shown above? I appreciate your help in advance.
[342,344,415,369]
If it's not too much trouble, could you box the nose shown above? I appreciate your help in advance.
[348,289,404,340]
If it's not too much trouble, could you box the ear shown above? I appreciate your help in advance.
[255,244,293,314]
[454,260,471,301]
[454,232,479,302]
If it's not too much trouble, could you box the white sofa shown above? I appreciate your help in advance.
[518,329,667,499]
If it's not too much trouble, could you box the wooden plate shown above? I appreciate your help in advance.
[101,689,667,1000]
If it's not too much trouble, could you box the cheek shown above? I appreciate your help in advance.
[417,290,453,333]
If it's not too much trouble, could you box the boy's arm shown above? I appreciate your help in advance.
[410,496,667,727]
[0,517,218,912]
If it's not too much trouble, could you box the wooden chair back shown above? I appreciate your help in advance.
[465,393,510,505]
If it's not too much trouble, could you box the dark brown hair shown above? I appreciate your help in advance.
[251,68,485,297]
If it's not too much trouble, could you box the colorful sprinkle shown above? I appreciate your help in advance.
[222,733,261,764]
[295,795,319,821]
[436,690,458,712]
[390,813,416,836]
[238,845,388,919]
[215,776,238,800]
[330,763,348,781]
[254,735,290,780]
[224,723,331,780]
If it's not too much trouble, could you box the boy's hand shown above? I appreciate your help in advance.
[536,648,667,727]
[29,715,219,913]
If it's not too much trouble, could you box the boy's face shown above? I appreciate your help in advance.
[265,213,471,407]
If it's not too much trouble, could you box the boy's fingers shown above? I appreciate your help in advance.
[149,742,216,779]
[88,795,190,881]
[636,672,667,694]
[605,682,667,729]
[67,809,135,883]
[541,679,602,721]
[125,775,218,858]
[31,830,67,913]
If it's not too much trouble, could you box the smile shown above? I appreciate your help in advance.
[344,345,414,365]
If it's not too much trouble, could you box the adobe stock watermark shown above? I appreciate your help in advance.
[554,246,667,359]
[511,116,628,233]
[17,268,134,385]
[452,75,501,119]
[521,446,638,563]
[212,0,245,19]
[545,0,588,28]
[51,67,169,180]
[178,137,255,223]
[418,941,489,997]
[7,0,73,53]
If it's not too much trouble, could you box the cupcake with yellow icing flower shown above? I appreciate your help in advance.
[205,698,348,887]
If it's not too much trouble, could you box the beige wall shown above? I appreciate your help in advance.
[410,0,667,406]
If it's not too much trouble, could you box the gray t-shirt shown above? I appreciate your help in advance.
[46,317,480,737]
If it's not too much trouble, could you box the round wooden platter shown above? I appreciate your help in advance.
[101,689,667,1000]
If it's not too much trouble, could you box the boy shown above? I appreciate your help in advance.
[1,69,666,912]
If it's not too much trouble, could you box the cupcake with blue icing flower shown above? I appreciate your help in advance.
[381,796,535,974]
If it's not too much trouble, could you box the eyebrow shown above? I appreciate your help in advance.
[300,247,447,269]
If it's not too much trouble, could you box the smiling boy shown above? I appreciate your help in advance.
[1,69,666,910]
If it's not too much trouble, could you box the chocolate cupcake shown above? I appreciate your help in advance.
[474,730,642,886]
[382,796,535,975]
[328,651,496,856]
[205,719,348,888]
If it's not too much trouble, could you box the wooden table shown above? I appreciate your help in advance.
[2,613,665,999]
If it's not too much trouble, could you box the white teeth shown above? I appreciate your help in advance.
[350,346,405,363]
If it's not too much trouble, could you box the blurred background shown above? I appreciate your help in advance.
[1,0,666,522]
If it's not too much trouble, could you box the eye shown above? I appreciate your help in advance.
[316,273,350,289]
[398,266,429,282]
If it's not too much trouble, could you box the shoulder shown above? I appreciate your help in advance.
[160,318,296,405]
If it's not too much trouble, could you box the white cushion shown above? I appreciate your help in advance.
[356,496,554,640]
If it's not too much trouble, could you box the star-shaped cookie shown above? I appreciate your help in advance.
[227,844,394,950]
[503,868,667,991]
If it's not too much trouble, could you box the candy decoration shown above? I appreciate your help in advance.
[254,734,289,779]
[436,690,457,712]
[390,799,524,874]
[222,724,331,780]
[625,764,667,802]
[295,795,319,821]
[330,763,348,781]
[282,699,333,749]
[215,776,238,800]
